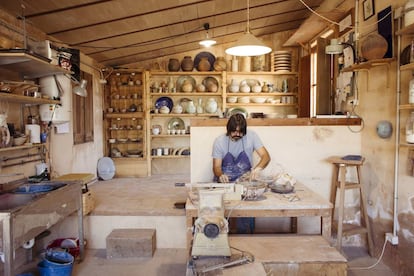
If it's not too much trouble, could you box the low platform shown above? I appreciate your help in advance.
[187,235,347,275]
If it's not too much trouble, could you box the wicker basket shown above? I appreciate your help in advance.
[82,191,95,216]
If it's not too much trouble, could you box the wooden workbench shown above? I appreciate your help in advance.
[185,183,333,249]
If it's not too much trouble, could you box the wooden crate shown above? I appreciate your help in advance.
[82,191,95,216]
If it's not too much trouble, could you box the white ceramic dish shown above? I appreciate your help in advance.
[227,96,237,103]
[251,97,266,104]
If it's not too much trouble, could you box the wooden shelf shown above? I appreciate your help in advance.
[399,142,414,148]
[105,112,144,119]
[151,134,189,138]
[341,58,395,72]
[399,104,414,110]
[396,23,414,36]
[227,92,296,96]
[151,155,190,159]
[0,144,43,153]
[151,92,221,96]
[400,63,414,71]
[151,113,216,117]
[0,52,70,78]
[0,92,60,105]
[227,71,297,76]
[227,103,297,107]
[149,71,222,76]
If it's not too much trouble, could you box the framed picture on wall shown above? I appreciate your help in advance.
[338,9,354,36]
[363,0,375,20]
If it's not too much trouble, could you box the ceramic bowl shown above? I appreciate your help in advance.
[238,96,250,103]
[227,96,237,103]
[251,97,266,103]
[13,136,27,146]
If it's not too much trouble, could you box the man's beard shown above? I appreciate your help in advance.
[231,135,242,141]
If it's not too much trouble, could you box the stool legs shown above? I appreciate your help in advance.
[331,163,374,256]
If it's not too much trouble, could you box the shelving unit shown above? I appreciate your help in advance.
[104,70,148,177]
[396,21,414,177]
[145,71,224,175]
[226,71,298,116]
[0,52,65,155]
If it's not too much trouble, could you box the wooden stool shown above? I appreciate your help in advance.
[328,156,374,256]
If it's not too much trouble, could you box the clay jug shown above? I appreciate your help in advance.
[168,58,180,72]
[360,33,388,61]
[197,57,211,71]
[186,100,196,114]
[261,81,269,92]
[205,98,218,114]
[181,56,194,71]
[196,83,206,92]
[172,102,183,114]
[229,79,239,93]
[213,56,227,71]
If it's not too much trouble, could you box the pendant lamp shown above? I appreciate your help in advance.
[225,0,272,56]
[72,79,88,97]
[199,23,216,47]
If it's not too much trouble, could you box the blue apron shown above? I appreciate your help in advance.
[221,138,254,233]
[221,138,252,182]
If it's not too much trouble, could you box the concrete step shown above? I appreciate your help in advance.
[106,228,156,258]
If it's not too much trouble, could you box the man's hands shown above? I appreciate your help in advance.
[250,167,263,181]
[218,174,230,183]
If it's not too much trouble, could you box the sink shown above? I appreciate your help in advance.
[0,182,67,211]
[0,193,36,211]
[13,182,67,194]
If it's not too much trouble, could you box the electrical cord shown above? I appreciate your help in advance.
[348,237,388,270]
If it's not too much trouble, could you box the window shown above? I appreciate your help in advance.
[72,71,94,144]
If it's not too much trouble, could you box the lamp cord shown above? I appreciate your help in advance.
[246,0,250,32]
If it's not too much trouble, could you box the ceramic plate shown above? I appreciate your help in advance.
[155,96,173,110]
[167,117,185,130]
[176,76,196,92]
[194,51,215,71]
[97,157,115,180]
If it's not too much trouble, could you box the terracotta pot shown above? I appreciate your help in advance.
[168,58,180,72]
[360,33,388,61]
[213,57,227,71]
[181,56,194,71]
[197,57,211,71]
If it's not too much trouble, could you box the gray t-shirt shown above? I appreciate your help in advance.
[212,130,264,165]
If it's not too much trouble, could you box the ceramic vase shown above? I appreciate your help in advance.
[181,56,194,71]
[196,98,203,114]
[181,80,193,92]
[197,57,211,71]
[229,79,239,93]
[360,33,388,61]
[213,56,227,71]
[186,100,196,114]
[168,58,180,72]
[205,98,218,114]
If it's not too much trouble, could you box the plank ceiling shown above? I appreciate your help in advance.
[0,0,352,68]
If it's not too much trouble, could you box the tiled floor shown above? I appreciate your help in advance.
[72,175,394,275]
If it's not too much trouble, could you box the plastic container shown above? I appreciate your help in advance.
[38,251,74,276]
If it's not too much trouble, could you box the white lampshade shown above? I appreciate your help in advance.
[72,79,87,97]
[225,0,272,57]
[326,39,344,54]
[199,23,216,47]
[225,31,272,56]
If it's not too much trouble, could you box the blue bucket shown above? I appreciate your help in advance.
[38,251,74,276]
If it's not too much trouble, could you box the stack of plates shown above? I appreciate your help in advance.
[272,50,292,72]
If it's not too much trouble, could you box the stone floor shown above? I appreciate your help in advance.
[69,174,395,276]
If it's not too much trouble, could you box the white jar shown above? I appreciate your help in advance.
[205,98,218,114]
[406,112,414,143]
[405,0,414,27]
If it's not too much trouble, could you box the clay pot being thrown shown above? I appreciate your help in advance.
[360,33,388,61]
